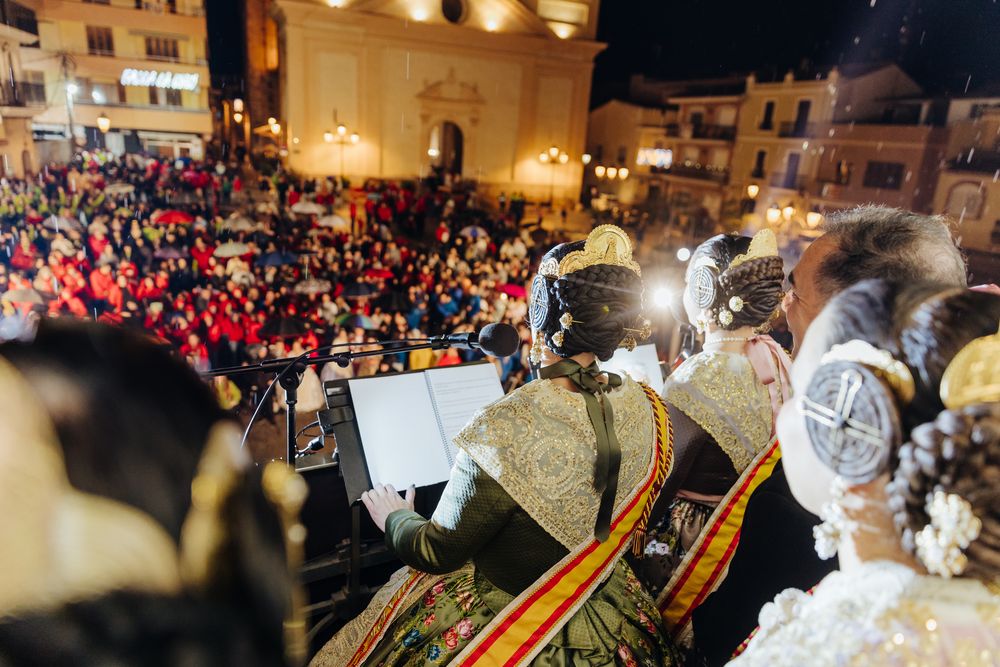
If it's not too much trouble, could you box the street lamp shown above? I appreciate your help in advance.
[765,207,782,225]
[746,183,760,199]
[96,112,111,134]
[582,153,592,165]
[594,165,605,178]
[328,111,359,182]
[233,111,243,124]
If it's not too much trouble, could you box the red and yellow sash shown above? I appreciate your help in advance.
[344,384,672,667]
[657,437,781,637]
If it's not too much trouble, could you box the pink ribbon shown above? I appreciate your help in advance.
[744,335,793,435]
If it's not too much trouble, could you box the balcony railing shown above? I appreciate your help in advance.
[948,150,1000,174]
[769,172,807,190]
[0,82,47,107]
[668,161,729,184]
[664,123,736,141]
[778,121,817,138]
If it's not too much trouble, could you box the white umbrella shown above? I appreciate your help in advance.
[317,215,351,231]
[214,241,251,258]
[105,183,135,195]
[291,201,326,215]
[2,288,43,305]
[255,202,279,214]
[222,216,256,232]
[42,215,83,233]
[294,278,333,295]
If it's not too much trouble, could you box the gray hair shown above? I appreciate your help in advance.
[817,206,968,299]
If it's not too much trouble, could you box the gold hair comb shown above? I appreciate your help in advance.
[729,228,779,270]
[555,225,641,278]
[940,321,1000,410]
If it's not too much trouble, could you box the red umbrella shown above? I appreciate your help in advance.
[152,209,194,225]
[497,283,527,299]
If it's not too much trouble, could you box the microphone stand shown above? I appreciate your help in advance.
[206,339,451,466]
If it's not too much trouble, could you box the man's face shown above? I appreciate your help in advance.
[782,235,837,355]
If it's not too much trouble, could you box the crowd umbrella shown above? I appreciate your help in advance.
[151,209,195,225]
[258,317,307,339]
[258,250,299,267]
[317,215,351,231]
[42,215,83,233]
[341,281,378,300]
[459,225,489,239]
[496,283,527,299]
[335,313,376,330]
[214,241,251,258]
[291,201,326,216]
[256,201,279,215]
[1,288,44,305]
[222,215,256,233]
[293,278,333,295]
[105,183,135,195]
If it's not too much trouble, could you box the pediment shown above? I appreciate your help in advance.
[417,68,486,105]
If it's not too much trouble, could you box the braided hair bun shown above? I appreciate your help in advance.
[888,403,1000,581]
[531,238,645,362]
[687,234,784,330]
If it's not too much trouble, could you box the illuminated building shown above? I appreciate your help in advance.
[269,0,602,202]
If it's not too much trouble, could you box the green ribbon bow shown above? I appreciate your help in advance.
[540,359,623,542]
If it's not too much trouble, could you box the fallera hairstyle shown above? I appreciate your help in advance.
[0,319,291,665]
[810,280,1000,584]
[534,240,645,362]
[688,233,785,330]
[816,206,968,300]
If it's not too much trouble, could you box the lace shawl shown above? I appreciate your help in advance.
[664,351,771,473]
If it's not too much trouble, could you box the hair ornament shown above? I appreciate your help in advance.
[820,340,915,405]
[728,228,779,270]
[689,258,719,310]
[624,318,652,341]
[729,296,744,312]
[556,225,641,278]
[939,321,1000,410]
[621,334,637,352]
[559,312,582,330]
[551,331,565,348]
[914,490,982,578]
[718,309,734,327]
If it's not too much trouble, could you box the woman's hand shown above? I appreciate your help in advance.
[361,483,416,532]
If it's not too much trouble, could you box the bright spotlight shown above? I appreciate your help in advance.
[676,247,691,262]
[653,287,672,309]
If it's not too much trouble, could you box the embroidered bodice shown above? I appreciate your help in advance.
[730,560,1000,666]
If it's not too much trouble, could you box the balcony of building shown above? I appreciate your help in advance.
[27,0,207,34]
[667,160,729,184]
[946,149,1000,174]
[665,123,736,141]
[769,171,807,190]
[0,81,46,108]
[777,121,817,138]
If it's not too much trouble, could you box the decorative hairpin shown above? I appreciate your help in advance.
[914,490,982,578]
[559,312,582,329]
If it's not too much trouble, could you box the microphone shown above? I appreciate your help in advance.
[429,322,519,357]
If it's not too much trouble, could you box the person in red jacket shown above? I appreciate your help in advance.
[89,264,115,302]
[189,236,214,275]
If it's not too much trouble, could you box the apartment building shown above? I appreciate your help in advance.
[732,64,952,229]
[22,0,212,160]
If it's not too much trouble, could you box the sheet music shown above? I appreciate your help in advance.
[347,373,452,489]
[424,363,505,464]
[603,344,664,394]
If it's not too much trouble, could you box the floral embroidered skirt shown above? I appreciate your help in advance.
[634,498,717,597]
[325,560,679,666]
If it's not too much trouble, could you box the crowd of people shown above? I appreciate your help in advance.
[0,152,561,418]
[0,149,997,667]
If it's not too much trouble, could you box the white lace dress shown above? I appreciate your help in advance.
[729,561,1000,666]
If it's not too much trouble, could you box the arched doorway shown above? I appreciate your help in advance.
[429,121,463,177]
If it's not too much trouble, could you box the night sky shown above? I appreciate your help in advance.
[206,0,1000,102]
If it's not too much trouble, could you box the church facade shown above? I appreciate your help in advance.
[271,0,602,202]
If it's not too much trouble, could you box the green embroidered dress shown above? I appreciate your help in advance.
[311,377,679,666]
